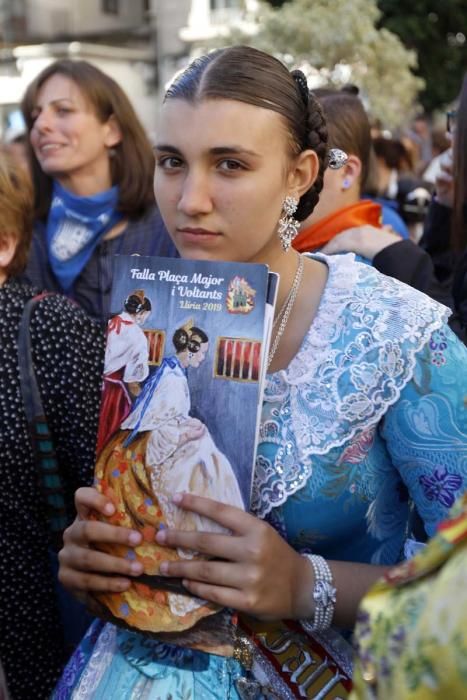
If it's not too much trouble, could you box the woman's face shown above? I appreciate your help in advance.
[189,341,209,368]
[29,74,120,189]
[0,233,17,286]
[135,309,150,326]
[154,98,303,265]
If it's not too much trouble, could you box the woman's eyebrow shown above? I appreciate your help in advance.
[209,146,260,157]
[154,144,183,154]
[33,97,75,110]
[154,144,260,158]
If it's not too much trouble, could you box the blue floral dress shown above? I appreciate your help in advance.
[53,254,467,700]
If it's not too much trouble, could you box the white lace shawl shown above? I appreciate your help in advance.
[252,253,451,518]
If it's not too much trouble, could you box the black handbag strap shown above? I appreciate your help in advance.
[18,293,71,546]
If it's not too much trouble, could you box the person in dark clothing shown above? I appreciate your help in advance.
[0,155,104,699]
[418,74,467,343]
[293,91,453,318]
[20,59,177,325]
[25,205,176,324]
[324,76,467,344]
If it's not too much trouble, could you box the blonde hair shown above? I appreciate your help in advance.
[0,152,33,277]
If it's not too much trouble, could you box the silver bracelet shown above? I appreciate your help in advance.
[302,554,336,631]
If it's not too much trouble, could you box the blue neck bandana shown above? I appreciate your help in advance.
[46,181,123,292]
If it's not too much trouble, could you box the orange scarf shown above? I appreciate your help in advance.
[293,200,382,253]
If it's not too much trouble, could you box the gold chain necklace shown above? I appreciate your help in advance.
[268,254,304,369]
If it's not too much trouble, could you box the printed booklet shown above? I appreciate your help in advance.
[92,255,278,655]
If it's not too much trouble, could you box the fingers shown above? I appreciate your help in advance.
[156,527,243,561]
[59,520,144,593]
[320,236,342,255]
[321,228,361,255]
[159,558,259,608]
[59,516,144,594]
[75,486,115,520]
[169,493,254,535]
[182,580,247,610]
[160,557,241,585]
[59,541,141,579]
[181,569,266,616]
[59,561,131,594]
[63,517,142,549]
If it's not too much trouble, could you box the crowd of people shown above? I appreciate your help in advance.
[0,45,466,700]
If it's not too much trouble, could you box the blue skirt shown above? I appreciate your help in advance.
[52,620,245,699]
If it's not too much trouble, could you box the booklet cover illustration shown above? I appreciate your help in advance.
[92,256,277,653]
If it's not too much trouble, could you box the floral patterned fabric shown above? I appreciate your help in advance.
[53,255,467,699]
[256,255,466,564]
[351,494,467,699]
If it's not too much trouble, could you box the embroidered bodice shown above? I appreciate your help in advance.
[253,254,466,565]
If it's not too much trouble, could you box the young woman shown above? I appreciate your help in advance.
[0,155,104,699]
[96,290,152,453]
[55,47,467,699]
[293,91,380,254]
[307,91,455,322]
[20,60,177,325]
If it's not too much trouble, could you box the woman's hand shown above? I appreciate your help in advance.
[155,493,314,621]
[58,487,144,593]
[321,225,402,260]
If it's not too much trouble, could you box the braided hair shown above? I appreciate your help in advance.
[165,46,329,221]
[291,70,329,220]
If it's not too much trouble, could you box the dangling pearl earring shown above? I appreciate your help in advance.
[278,196,300,252]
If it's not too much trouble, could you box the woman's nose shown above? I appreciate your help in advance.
[177,172,213,216]
[33,109,53,133]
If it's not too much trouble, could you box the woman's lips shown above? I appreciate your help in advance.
[177,228,220,235]
[176,228,221,242]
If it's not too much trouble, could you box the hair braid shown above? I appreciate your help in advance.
[296,94,329,221]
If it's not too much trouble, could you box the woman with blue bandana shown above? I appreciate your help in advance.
[20,60,177,325]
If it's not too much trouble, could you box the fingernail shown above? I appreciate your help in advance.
[104,503,115,515]
[130,562,143,575]
[172,493,183,504]
[128,531,142,545]
[155,529,166,544]
[159,561,169,574]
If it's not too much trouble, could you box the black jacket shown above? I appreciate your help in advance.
[420,200,467,344]
[373,201,466,344]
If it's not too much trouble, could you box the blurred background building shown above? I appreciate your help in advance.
[0,0,257,141]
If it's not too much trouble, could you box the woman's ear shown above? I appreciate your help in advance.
[104,114,123,149]
[287,149,320,198]
[339,155,362,191]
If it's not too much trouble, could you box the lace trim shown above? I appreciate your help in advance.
[253,254,451,517]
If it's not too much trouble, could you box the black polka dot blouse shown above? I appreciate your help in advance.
[0,279,104,700]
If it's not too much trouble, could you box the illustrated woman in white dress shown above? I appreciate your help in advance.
[96,290,151,453]
[122,323,245,538]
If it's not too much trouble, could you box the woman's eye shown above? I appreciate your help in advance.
[158,156,184,170]
[219,159,244,172]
